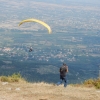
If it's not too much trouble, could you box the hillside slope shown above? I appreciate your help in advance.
[0,81,100,100]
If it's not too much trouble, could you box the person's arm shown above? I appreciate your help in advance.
[66,66,68,73]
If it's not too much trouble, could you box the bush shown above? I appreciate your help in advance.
[83,78,100,89]
[0,73,24,83]
[1,76,9,82]
[72,78,100,89]
[94,78,100,89]
[11,73,21,78]
[83,79,94,87]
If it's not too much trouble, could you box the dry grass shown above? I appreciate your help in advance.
[71,78,100,89]
[0,81,100,100]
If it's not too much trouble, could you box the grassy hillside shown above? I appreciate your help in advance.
[0,73,100,100]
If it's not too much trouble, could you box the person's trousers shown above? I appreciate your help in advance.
[57,75,67,87]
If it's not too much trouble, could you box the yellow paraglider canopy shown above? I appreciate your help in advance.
[19,18,52,34]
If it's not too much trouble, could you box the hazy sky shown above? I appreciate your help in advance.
[0,0,100,6]
[32,0,100,5]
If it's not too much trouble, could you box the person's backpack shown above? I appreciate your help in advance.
[60,66,67,73]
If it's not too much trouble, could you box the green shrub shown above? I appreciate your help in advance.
[0,73,24,83]
[72,78,100,89]
[0,76,9,82]
[11,73,21,78]
[93,78,100,89]
[10,77,19,82]
[84,79,94,85]
[83,78,100,89]
[94,82,100,89]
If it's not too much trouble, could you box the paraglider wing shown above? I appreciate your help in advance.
[19,18,52,34]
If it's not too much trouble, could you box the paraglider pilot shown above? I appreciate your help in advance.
[29,47,33,52]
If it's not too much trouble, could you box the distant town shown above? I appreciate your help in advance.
[0,0,100,83]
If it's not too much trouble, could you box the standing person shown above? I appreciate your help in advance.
[57,63,68,87]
